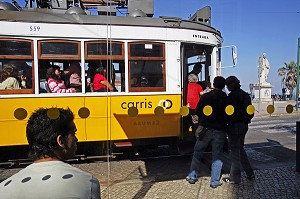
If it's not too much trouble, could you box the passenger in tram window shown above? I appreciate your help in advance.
[4,61,33,89]
[93,65,114,92]
[38,61,52,93]
[86,61,98,91]
[186,73,204,137]
[18,70,28,89]
[187,63,202,81]
[17,61,33,89]
[140,74,149,87]
[0,107,101,199]
[46,65,76,93]
[64,62,82,92]
[131,76,140,87]
[0,64,21,90]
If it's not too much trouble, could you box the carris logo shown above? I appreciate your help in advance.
[158,99,173,109]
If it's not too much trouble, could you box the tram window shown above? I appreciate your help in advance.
[130,43,163,57]
[38,60,81,93]
[0,39,34,94]
[86,42,123,56]
[128,42,165,92]
[85,60,125,92]
[38,40,81,93]
[130,60,164,87]
[0,40,32,56]
[39,40,80,58]
[0,60,33,92]
[85,41,125,92]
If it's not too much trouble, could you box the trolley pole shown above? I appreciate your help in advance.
[297,121,300,172]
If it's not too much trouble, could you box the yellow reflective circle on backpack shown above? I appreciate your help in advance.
[246,105,255,115]
[225,105,234,115]
[203,105,213,116]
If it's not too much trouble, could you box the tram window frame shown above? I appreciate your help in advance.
[85,41,124,60]
[85,41,125,92]
[38,40,81,93]
[38,40,80,59]
[128,42,166,92]
[0,38,34,94]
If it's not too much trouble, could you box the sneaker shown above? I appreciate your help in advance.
[185,176,190,181]
[247,174,255,180]
[186,176,198,184]
[222,177,240,184]
[210,182,223,188]
[188,178,198,184]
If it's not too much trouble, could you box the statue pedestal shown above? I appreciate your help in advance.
[253,84,273,102]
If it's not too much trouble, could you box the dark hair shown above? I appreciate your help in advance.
[66,62,81,75]
[213,76,226,89]
[26,107,75,160]
[225,76,241,89]
[95,66,105,75]
[0,64,18,82]
[193,63,202,74]
[46,65,61,81]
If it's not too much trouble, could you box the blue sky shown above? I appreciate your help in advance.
[154,0,300,94]
[8,0,300,94]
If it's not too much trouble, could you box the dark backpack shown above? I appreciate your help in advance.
[242,90,254,123]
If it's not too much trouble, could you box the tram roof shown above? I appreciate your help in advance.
[0,8,222,38]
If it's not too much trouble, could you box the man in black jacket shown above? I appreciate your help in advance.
[186,76,228,188]
[223,76,255,184]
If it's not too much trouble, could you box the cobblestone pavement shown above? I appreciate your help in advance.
[76,157,300,199]
[2,156,299,199]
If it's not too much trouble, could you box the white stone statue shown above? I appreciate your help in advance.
[258,53,270,85]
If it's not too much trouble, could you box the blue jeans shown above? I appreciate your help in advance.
[188,129,226,186]
[227,122,254,182]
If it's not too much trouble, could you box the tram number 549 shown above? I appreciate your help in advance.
[29,26,41,32]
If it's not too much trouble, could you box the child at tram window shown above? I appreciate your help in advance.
[46,66,76,93]
[0,64,21,90]
[93,66,114,92]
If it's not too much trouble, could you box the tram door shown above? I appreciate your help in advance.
[180,43,212,141]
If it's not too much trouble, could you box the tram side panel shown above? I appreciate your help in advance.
[83,96,111,141]
[0,97,87,146]
[0,95,182,148]
[85,95,181,142]
[111,95,181,140]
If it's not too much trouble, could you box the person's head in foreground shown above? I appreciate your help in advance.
[26,107,78,162]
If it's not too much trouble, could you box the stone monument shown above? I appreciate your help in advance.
[253,53,272,101]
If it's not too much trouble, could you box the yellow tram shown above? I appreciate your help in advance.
[0,0,236,158]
